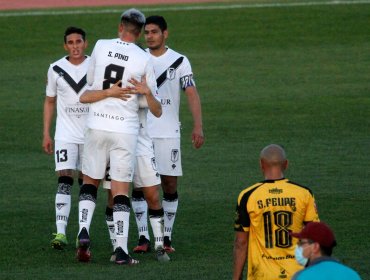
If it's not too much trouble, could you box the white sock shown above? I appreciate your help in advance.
[162,199,178,239]
[105,208,116,251]
[132,198,150,240]
[55,193,71,235]
[113,196,130,253]
[78,200,95,233]
[149,216,164,250]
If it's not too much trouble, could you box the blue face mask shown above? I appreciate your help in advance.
[295,245,308,266]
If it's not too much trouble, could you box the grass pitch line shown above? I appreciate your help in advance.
[0,0,370,17]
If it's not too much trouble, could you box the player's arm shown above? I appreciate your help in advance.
[233,231,249,280]
[43,96,56,154]
[128,77,162,118]
[184,86,204,149]
[79,80,132,103]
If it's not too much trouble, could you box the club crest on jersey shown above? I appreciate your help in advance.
[171,149,179,163]
[166,67,176,80]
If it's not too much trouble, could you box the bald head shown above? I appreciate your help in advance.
[260,144,288,179]
[260,144,286,163]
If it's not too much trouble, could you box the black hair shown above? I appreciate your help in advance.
[145,15,167,32]
[64,26,86,43]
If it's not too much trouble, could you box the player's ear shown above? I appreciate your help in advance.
[163,30,169,40]
[259,159,265,172]
[63,43,68,51]
[84,39,88,49]
[282,160,288,171]
[118,23,123,33]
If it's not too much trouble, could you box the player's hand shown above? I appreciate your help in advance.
[43,135,53,154]
[127,77,151,96]
[106,80,132,100]
[191,127,204,149]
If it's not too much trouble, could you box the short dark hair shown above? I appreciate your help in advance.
[64,26,86,43]
[145,15,167,32]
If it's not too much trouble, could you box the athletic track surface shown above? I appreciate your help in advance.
[0,0,218,10]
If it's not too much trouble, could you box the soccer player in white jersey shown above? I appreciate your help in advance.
[75,9,161,265]
[131,15,205,253]
[102,107,169,262]
[43,26,90,250]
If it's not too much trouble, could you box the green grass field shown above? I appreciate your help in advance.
[0,1,369,279]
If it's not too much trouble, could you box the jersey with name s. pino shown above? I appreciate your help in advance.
[147,47,195,138]
[46,56,90,144]
[234,178,319,280]
[86,39,157,134]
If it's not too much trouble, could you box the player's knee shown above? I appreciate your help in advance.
[161,177,177,193]
[57,176,74,195]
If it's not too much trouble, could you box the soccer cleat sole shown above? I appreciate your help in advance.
[51,240,67,250]
[115,257,139,265]
[76,247,91,262]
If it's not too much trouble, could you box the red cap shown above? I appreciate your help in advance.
[291,222,336,248]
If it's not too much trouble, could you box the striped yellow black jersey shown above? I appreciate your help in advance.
[234,178,319,280]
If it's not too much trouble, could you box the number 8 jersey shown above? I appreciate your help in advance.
[86,39,157,134]
[234,178,319,280]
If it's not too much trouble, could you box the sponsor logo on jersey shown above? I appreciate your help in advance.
[261,253,295,260]
[93,111,124,121]
[279,268,287,279]
[160,99,171,105]
[269,187,283,194]
[65,103,89,117]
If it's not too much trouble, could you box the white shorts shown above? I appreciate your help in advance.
[54,141,84,171]
[152,138,182,176]
[82,128,137,182]
[103,155,161,189]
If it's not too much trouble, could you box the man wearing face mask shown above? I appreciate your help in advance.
[291,222,361,280]
[233,144,320,280]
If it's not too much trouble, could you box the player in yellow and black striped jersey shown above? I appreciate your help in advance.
[233,144,319,280]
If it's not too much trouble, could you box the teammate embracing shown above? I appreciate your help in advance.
[43,26,90,250]
[131,15,205,254]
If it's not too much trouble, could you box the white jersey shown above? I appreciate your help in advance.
[46,56,90,144]
[136,108,154,156]
[147,48,195,138]
[86,39,157,135]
